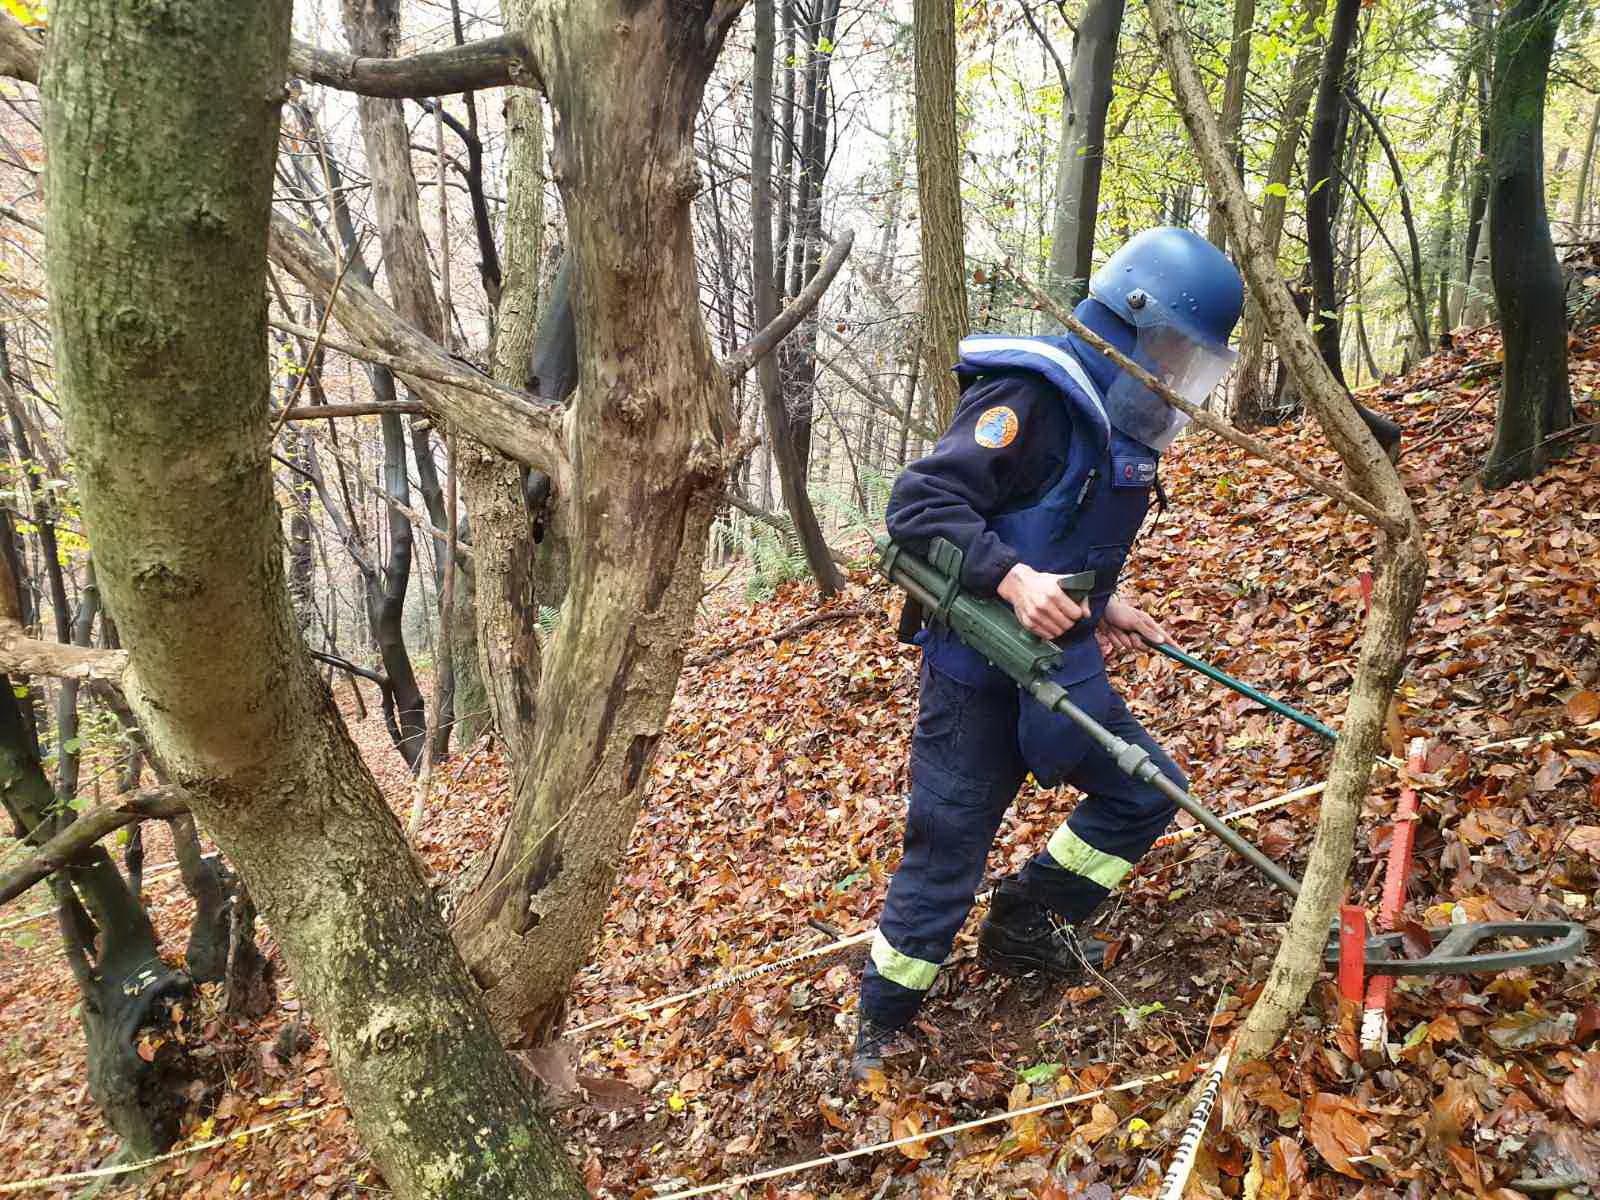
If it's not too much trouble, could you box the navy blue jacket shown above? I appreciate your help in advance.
[885,370,1075,596]
[885,320,1160,701]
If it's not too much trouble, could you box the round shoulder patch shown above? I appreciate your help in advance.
[974,405,1019,449]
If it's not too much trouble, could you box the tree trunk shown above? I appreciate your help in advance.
[1305,0,1360,384]
[753,0,844,597]
[1231,0,1325,426]
[1147,0,1429,1077]
[1345,89,1429,355]
[1206,0,1256,251]
[780,0,841,473]
[41,2,580,1194]
[1571,94,1600,235]
[341,0,448,767]
[1430,75,1470,338]
[914,0,968,428]
[369,412,428,769]
[1045,0,1126,305]
[1458,0,1494,325]
[1482,0,1573,488]
[460,0,548,870]
[454,1,737,1047]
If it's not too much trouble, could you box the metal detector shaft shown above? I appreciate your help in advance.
[1143,639,1338,743]
[1024,675,1302,899]
[879,535,1302,900]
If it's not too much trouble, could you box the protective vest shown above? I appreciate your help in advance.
[921,334,1159,692]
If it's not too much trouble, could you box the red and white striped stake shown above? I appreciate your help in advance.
[1359,736,1428,1054]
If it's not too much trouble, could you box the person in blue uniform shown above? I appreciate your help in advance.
[852,227,1245,1080]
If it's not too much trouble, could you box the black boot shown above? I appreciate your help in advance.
[978,880,1088,982]
[849,1017,912,1083]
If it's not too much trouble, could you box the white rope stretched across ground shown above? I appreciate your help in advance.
[0,1106,330,1194]
[649,1063,1196,1199]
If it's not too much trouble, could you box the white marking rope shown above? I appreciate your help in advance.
[1155,1044,1232,1200]
[567,929,875,1036]
[649,1064,1196,1199]
[0,1106,329,1193]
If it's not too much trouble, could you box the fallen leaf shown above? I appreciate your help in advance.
[1563,1053,1600,1126]
[1567,691,1600,725]
[1075,1101,1120,1145]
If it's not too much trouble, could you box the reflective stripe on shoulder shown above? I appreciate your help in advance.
[869,930,941,991]
[1045,824,1134,890]
[956,336,1110,438]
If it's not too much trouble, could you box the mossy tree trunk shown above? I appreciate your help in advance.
[41,2,579,1195]
[1482,0,1574,488]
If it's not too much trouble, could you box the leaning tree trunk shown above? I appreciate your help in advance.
[1147,0,1428,1073]
[1482,0,1573,488]
[454,1,737,1046]
[41,2,580,1195]
[753,0,844,597]
[914,0,968,428]
[1304,0,1361,385]
[1045,0,1125,305]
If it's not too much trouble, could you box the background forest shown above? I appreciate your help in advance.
[0,0,1596,1197]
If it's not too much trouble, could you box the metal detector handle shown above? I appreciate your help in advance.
[1057,571,1097,606]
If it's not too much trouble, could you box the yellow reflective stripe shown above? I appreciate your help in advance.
[870,930,941,991]
[1046,824,1134,889]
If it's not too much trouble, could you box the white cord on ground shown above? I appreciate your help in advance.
[1155,1044,1232,1200]
[651,1065,1194,1200]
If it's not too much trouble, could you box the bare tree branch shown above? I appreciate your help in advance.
[289,34,541,97]
[269,216,572,486]
[1009,271,1406,537]
[0,15,537,98]
[281,401,428,420]
[0,786,189,907]
[723,230,854,385]
[0,15,39,85]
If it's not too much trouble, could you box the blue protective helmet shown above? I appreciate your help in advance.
[1086,227,1245,450]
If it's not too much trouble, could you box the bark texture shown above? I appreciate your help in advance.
[752,0,844,597]
[42,2,578,1194]
[1044,0,1125,305]
[1206,0,1255,251]
[913,0,968,428]
[1482,0,1573,487]
[454,0,736,1045]
[461,0,547,845]
[1304,0,1360,385]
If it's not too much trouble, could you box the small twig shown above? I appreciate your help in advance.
[723,231,855,385]
[685,606,870,666]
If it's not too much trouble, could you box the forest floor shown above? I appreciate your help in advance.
[1,321,1599,1198]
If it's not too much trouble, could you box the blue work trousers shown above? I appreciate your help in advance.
[859,660,1186,1029]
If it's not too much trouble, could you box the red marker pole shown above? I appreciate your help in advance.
[1338,903,1367,1006]
[1360,737,1427,1055]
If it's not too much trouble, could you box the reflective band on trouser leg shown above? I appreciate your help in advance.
[870,930,942,991]
[1045,824,1134,890]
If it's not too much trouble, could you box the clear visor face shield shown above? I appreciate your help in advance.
[1102,303,1237,451]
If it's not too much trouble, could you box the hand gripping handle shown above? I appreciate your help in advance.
[1056,570,1097,606]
